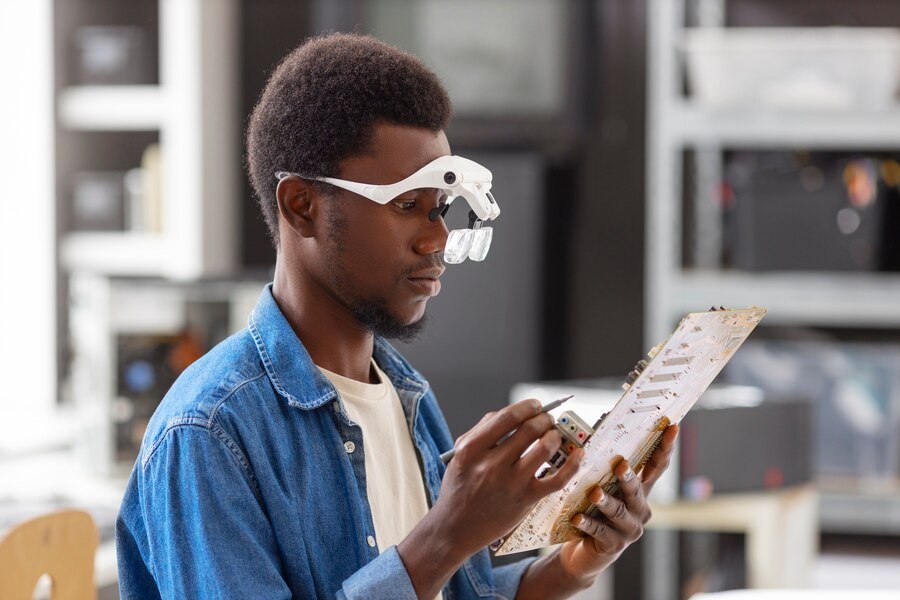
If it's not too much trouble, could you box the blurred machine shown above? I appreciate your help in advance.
[725,337,900,535]
[680,394,813,499]
[68,273,267,476]
[723,152,900,272]
[726,339,900,483]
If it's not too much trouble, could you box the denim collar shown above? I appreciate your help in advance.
[248,284,428,410]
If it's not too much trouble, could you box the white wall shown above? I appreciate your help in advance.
[0,0,57,444]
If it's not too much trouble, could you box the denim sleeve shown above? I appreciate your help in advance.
[338,550,536,600]
[493,557,539,600]
[139,422,292,599]
[337,545,418,599]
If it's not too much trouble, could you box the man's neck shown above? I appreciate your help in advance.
[272,258,377,384]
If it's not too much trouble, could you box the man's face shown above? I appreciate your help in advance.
[317,122,451,341]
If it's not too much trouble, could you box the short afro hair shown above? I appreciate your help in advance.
[246,32,452,246]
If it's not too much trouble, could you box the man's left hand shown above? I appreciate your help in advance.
[556,424,679,582]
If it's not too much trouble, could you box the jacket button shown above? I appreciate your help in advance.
[366,535,376,548]
[344,441,356,454]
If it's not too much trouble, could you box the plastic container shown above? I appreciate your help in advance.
[684,28,900,109]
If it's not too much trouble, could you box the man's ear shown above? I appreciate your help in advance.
[276,176,319,238]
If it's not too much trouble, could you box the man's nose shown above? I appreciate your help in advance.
[413,213,449,256]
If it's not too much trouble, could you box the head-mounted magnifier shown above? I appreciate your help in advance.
[276,155,499,264]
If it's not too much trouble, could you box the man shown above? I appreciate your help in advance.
[116,33,678,599]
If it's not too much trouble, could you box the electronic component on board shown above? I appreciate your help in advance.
[538,410,595,478]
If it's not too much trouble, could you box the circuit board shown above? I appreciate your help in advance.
[494,306,767,555]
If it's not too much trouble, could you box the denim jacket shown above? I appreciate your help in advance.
[116,284,535,599]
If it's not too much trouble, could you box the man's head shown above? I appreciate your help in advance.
[247,32,452,246]
[246,33,454,341]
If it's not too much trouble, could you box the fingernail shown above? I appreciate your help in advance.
[623,467,635,480]
[572,515,585,530]
[597,490,606,504]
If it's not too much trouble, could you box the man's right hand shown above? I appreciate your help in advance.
[435,399,583,550]
[397,399,582,598]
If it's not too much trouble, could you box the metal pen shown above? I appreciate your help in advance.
[440,395,574,464]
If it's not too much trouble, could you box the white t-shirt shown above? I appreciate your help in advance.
[317,359,433,557]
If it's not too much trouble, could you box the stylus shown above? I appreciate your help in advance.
[440,395,574,464]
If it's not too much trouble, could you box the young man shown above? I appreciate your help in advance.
[116,33,677,599]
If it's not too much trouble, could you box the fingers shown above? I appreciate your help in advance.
[451,411,496,449]
[513,426,562,473]
[573,474,648,551]
[571,513,625,555]
[532,447,583,494]
[640,425,679,492]
[455,399,542,457]
[497,412,556,461]
[613,459,650,518]
[586,485,643,536]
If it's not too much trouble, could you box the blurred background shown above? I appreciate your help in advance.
[0,0,899,599]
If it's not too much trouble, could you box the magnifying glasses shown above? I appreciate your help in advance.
[440,205,493,264]
[276,155,500,264]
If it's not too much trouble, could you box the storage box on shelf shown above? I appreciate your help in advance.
[683,27,900,110]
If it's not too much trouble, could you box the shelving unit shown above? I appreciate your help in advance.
[53,0,245,482]
[646,0,900,553]
[55,0,239,280]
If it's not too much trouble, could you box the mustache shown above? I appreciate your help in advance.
[403,256,444,277]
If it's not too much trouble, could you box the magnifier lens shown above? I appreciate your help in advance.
[445,229,474,264]
[468,227,492,261]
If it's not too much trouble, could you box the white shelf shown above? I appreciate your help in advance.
[60,232,168,276]
[672,102,900,149]
[58,85,163,131]
[668,270,900,328]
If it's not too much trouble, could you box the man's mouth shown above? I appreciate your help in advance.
[406,267,444,297]
[408,267,445,280]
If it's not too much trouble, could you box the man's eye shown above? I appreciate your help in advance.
[393,199,417,210]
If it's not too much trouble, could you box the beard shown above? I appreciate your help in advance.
[347,295,428,342]
[327,265,429,343]
[324,201,429,343]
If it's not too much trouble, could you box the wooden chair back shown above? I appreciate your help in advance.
[0,509,98,600]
